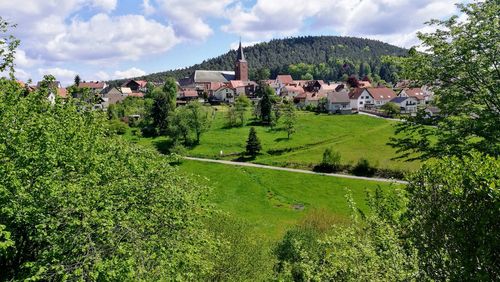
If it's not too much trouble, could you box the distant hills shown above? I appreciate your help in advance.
[109,36,408,86]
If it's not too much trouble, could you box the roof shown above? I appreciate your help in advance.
[136,80,148,88]
[236,40,246,61]
[180,89,198,97]
[366,87,397,101]
[348,87,365,99]
[390,96,409,103]
[276,75,294,85]
[229,80,246,89]
[358,81,372,88]
[283,85,305,94]
[306,91,327,101]
[80,81,105,89]
[328,90,350,103]
[402,88,425,100]
[120,87,133,94]
[128,92,144,98]
[57,88,67,98]
[194,70,235,83]
[321,83,339,91]
[209,82,224,91]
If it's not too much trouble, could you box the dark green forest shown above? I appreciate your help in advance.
[108,36,407,86]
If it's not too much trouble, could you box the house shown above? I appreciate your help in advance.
[399,88,426,105]
[304,80,323,92]
[358,80,372,88]
[349,88,374,110]
[327,89,352,114]
[389,96,418,113]
[122,79,147,92]
[79,81,107,94]
[364,87,397,107]
[102,87,128,105]
[120,87,133,95]
[275,75,294,86]
[281,85,305,99]
[304,91,327,107]
[178,88,199,101]
[213,85,235,103]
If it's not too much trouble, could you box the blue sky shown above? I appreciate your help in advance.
[0,0,466,85]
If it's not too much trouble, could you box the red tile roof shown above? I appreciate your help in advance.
[57,88,67,98]
[283,85,305,94]
[403,88,425,100]
[135,80,148,88]
[180,89,198,98]
[358,81,372,88]
[128,92,144,98]
[366,87,397,101]
[276,75,294,85]
[79,81,105,89]
[229,80,245,89]
[348,88,365,99]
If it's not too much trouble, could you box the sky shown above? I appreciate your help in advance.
[0,0,467,86]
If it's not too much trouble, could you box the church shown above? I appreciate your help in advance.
[178,41,250,92]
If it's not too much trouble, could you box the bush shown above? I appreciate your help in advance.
[106,119,128,135]
[141,124,158,137]
[314,148,342,172]
[351,158,376,176]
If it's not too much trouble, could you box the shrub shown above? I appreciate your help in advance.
[314,148,342,172]
[351,158,376,176]
[106,119,128,135]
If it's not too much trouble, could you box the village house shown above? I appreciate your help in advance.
[327,89,352,114]
[281,85,305,99]
[178,88,199,101]
[390,96,418,113]
[212,85,235,103]
[121,79,147,93]
[363,87,397,108]
[398,88,426,105]
[79,81,107,95]
[349,87,374,110]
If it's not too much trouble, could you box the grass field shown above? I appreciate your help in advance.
[127,108,420,172]
[179,160,402,239]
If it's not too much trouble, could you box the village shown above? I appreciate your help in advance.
[24,41,439,119]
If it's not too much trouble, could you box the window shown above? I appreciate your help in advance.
[360,101,363,105]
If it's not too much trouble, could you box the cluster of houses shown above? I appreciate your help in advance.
[22,40,437,117]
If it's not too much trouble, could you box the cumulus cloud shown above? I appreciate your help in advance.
[223,0,461,47]
[142,0,156,15]
[44,13,179,62]
[38,67,77,85]
[156,0,236,40]
[113,67,147,79]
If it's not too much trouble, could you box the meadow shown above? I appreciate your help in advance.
[179,160,402,239]
[127,108,420,172]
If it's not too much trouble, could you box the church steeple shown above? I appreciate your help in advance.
[234,39,248,81]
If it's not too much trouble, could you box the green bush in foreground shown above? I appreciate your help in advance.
[0,77,215,280]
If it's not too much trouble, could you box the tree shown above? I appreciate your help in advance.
[74,74,81,87]
[185,101,211,144]
[254,68,271,82]
[151,78,177,135]
[388,0,500,159]
[315,148,341,172]
[0,77,215,280]
[259,85,274,124]
[346,75,359,88]
[300,73,313,80]
[225,106,238,127]
[380,102,400,117]
[245,127,261,157]
[234,95,251,126]
[169,106,192,145]
[0,17,20,78]
[404,152,499,280]
[317,97,328,113]
[282,102,296,139]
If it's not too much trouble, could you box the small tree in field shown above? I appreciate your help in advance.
[315,148,341,172]
[282,102,296,139]
[245,127,261,157]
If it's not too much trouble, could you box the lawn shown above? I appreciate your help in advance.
[179,160,402,239]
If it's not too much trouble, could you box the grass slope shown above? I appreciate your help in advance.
[188,109,419,171]
[179,160,401,239]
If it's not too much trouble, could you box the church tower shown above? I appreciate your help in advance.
[234,40,248,81]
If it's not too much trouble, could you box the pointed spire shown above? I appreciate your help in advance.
[237,38,245,61]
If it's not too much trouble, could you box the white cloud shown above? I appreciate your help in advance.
[91,0,117,12]
[113,67,146,79]
[142,0,156,15]
[156,0,236,40]
[44,13,179,62]
[38,67,77,85]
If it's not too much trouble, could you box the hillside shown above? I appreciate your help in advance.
[111,36,407,85]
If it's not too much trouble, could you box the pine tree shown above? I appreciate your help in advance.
[245,127,261,156]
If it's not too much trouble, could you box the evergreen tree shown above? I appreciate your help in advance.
[245,127,261,156]
[74,74,81,87]
[282,102,296,139]
[259,85,274,124]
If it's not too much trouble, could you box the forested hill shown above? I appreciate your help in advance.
[113,36,408,85]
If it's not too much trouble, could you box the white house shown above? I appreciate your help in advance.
[389,96,419,113]
[398,88,426,105]
[213,86,235,103]
[327,90,352,114]
[365,87,397,107]
[349,88,374,110]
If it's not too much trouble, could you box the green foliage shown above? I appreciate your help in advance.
[169,101,211,145]
[259,85,275,123]
[405,152,499,280]
[316,97,328,113]
[388,0,500,159]
[235,94,251,126]
[352,158,376,176]
[185,101,211,144]
[252,67,271,81]
[381,102,400,117]
[225,105,238,127]
[206,213,273,281]
[245,127,262,156]
[0,17,20,78]
[282,102,297,139]
[273,189,420,281]
[113,36,406,85]
[0,78,215,280]
[316,148,341,172]
[106,118,128,135]
[151,78,177,135]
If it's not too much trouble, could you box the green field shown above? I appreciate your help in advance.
[179,160,402,239]
[127,109,420,172]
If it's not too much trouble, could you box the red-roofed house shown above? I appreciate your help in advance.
[350,87,397,109]
[398,88,426,105]
[281,85,305,98]
[122,79,147,92]
[358,81,372,88]
[365,87,397,106]
[178,88,199,101]
[276,75,294,86]
[213,85,235,103]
